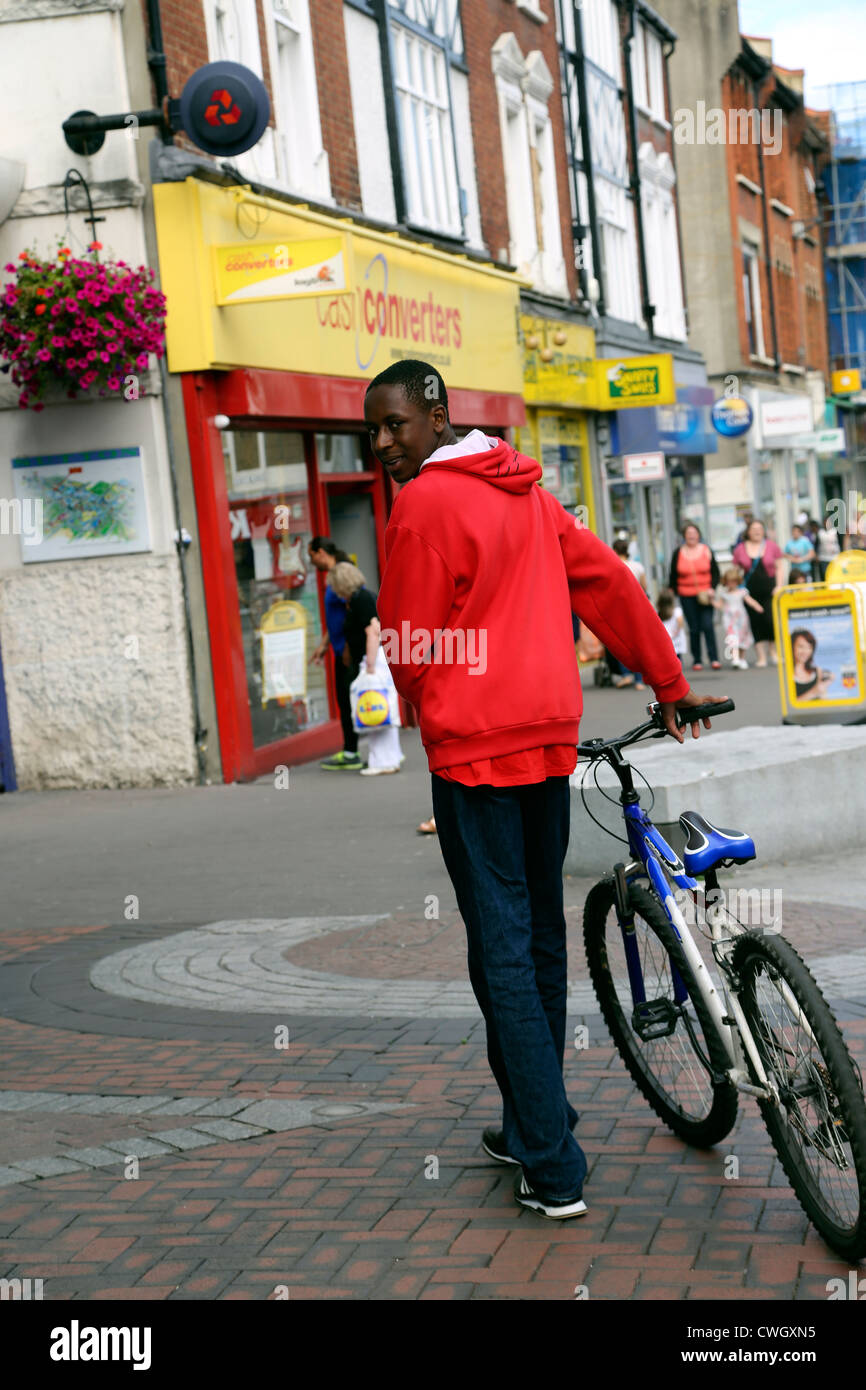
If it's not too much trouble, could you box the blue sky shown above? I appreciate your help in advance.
[738,0,866,103]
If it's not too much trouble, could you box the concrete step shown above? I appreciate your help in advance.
[567,723,866,876]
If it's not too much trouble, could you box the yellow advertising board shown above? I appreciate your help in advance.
[154,178,524,395]
[826,549,866,584]
[595,354,676,409]
[521,315,596,407]
[774,585,865,717]
[212,236,350,304]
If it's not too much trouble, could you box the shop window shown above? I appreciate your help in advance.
[316,434,366,474]
[538,413,587,515]
[221,429,329,749]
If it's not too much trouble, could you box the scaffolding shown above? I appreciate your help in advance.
[815,81,866,382]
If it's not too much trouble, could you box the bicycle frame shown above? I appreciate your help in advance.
[580,706,819,1104]
[594,748,788,1102]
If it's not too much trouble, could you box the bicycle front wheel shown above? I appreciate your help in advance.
[732,931,866,1260]
[583,879,738,1147]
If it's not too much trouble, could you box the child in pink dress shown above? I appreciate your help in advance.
[716,566,763,669]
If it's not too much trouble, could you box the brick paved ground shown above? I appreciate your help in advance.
[2,703,864,1302]
[1,905,865,1301]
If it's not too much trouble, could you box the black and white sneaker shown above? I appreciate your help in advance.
[514,1172,587,1220]
[481,1128,521,1166]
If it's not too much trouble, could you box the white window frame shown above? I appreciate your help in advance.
[493,36,565,293]
[265,0,330,200]
[391,20,462,237]
[742,239,767,359]
[639,144,684,340]
[204,0,264,77]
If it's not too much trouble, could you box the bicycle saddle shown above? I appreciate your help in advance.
[679,810,756,877]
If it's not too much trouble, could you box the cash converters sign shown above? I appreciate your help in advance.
[213,237,349,304]
[595,355,675,410]
[314,250,464,372]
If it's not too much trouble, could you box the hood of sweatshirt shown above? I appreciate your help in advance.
[419,437,542,495]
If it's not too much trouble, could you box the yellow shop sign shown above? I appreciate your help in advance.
[521,315,596,408]
[154,179,523,394]
[595,355,675,409]
[213,236,349,304]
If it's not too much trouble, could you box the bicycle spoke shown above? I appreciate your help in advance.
[608,909,716,1123]
[750,963,860,1229]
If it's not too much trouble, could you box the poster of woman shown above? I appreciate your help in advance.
[785,603,862,707]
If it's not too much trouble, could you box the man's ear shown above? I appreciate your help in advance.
[430,403,448,435]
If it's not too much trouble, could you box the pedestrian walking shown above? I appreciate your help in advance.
[668,523,721,670]
[329,561,403,776]
[656,588,686,664]
[608,538,647,689]
[369,358,726,1221]
[816,515,841,579]
[784,523,815,581]
[714,565,762,669]
[732,519,785,667]
[308,538,362,772]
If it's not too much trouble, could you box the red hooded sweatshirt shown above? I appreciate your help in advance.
[376,435,690,774]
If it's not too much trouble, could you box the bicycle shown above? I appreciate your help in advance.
[578,698,866,1260]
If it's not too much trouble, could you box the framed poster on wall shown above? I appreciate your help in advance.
[12,447,151,562]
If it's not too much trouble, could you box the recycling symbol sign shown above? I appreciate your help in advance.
[180,61,270,157]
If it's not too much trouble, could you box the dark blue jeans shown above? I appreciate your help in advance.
[431,773,587,1200]
[680,594,719,664]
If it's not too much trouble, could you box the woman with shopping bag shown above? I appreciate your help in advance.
[329,562,403,776]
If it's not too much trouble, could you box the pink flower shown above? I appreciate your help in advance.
[35,348,52,362]
[65,357,77,369]
[136,353,148,369]
[86,350,98,361]
[100,351,110,363]
[106,376,121,390]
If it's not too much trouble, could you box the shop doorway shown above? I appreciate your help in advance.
[325,487,381,589]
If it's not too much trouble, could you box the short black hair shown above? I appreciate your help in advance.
[365,359,449,419]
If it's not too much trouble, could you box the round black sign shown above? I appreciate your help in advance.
[179,61,270,158]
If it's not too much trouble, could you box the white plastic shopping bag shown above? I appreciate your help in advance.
[349,652,402,733]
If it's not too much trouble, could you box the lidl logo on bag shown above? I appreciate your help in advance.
[356,690,390,727]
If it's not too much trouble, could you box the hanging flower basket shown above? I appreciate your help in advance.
[0,242,167,412]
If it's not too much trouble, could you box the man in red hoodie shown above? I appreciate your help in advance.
[368,359,725,1220]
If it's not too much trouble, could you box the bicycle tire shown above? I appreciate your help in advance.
[732,931,866,1260]
[583,878,738,1147]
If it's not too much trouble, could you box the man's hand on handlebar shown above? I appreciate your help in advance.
[658,689,732,744]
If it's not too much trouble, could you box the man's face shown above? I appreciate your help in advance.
[308,546,329,571]
[365,384,446,485]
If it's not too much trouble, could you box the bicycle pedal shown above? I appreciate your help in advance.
[631,998,679,1041]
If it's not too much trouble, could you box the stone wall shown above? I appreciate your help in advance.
[0,553,196,788]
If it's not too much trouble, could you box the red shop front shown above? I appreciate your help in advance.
[182,366,524,782]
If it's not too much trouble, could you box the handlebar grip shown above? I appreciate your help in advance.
[675,698,735,729]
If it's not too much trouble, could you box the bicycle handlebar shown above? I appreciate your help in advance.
[676,698,735,729]
[577,698,736,759]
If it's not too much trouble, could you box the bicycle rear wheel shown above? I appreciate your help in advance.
[732,931,866,1260]
[583,879,738,1147]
